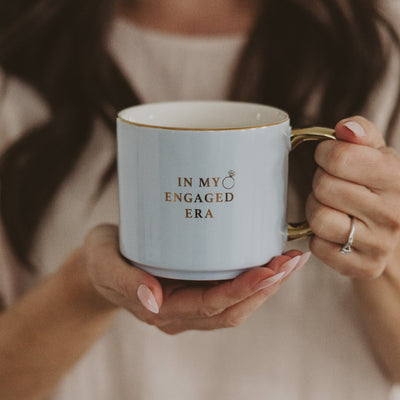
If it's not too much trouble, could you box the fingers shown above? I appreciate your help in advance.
[334,115,385,148]
[155,253,310,334]
[84,226,312,334]
[158,265,278,320]
[308,187,399,279]
[307,116,400,281]
[311,167,378,224]
[268,249,303,273]
[309,236,385,280]
[314,116,400,192]
[306,193,356,244]
[315,140,390,190]
[306,193,388,259]
[84,224,163,314]
[158,253,307,320]
[160,283,283,334]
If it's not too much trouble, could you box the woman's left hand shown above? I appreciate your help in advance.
[306,116,400,279]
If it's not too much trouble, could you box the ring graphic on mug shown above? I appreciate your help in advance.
[222,170,236,190]
[117,101,335,280]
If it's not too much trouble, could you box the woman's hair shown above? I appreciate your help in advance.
[0,0,399,270]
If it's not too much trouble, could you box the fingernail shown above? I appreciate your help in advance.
[137,285,159,314]
[343,121,365,137]
[279,255,301,275]
[255,271,286,291]
[294,251,311,271]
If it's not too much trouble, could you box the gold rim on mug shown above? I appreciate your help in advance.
[117,116,290,131]
[117,102,290,131]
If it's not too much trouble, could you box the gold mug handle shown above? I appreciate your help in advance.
[287,127,336,241]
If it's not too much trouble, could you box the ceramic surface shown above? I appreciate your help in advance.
[117,101,291,280]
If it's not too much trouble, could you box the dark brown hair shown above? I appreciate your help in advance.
[0,0,399,270]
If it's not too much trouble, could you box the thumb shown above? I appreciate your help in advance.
[335,116,386,149]
[85,224,163,314]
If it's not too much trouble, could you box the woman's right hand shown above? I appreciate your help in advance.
[83,224,309,335]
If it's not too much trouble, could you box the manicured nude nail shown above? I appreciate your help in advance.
[280,255,301,275]
[294,251,311,271]
[137,285,159,314]
[343,121,365,137]
[255,272,286,291]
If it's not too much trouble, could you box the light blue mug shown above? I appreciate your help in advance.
[117,101,335,280]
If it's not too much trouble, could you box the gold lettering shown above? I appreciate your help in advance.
[185,209,193,218]
[173,192,182,202]
[225,193,234,202]
[216,193,223,202]
[179,177,193,187]
[212,177,220,187]
[165,192,172,202]
[194,194,203,203]
[195,209,202,218]
[205,193,213,203]
[199,178,210,187]
[205,209,214,218]
[184,193,193,203]
[184,178,193,187]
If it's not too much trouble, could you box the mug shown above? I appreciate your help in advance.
[117,101,335,280]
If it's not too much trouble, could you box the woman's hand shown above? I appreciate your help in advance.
[306,116,400,279]
[83,225,309,335]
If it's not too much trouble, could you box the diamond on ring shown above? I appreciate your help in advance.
[340,217,355,255]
